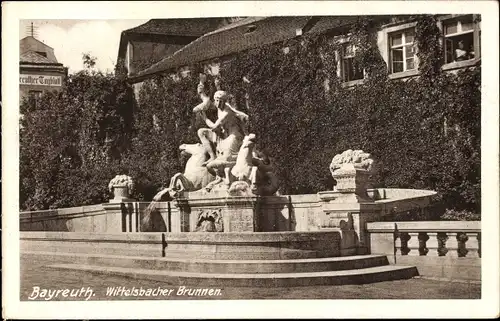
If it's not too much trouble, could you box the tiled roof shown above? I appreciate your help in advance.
[124,18,233,37]
[20,50,59,64]
[307,16,360,35]
[20,36,54,50]
[133,16,312,79]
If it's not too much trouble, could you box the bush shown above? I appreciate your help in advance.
[440,209,481,221]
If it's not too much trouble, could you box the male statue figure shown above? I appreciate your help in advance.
[195,89,249,189]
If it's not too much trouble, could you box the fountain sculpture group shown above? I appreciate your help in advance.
[153,77,279,201]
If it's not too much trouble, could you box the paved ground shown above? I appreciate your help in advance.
[20,257,481,301]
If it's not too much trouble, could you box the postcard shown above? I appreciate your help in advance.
[2,1,499,319]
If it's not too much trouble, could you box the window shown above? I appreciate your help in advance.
[29,90,42,99]
[244,25,257,35]
[340,43,364,82]
[443,15,478,64]
[35,51,47,58]
[389,28,416,73]
[126,42,134,74]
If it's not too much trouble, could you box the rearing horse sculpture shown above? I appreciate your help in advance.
[230,134,279,196]
[153,143,215,201]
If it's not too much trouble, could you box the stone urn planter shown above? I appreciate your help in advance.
[108,175,135,203]
[329,149,375,200]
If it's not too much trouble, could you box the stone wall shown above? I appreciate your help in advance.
[20,204,107,232]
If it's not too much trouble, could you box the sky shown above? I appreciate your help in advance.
[19,19,149,74]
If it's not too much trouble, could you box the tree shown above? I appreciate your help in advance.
[82,52,97,70]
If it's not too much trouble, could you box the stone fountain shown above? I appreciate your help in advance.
[22,80,438,287]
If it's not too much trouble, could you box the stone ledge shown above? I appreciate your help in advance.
[367,221,481,232]
[20,231,341,244]
[20,210,107,223]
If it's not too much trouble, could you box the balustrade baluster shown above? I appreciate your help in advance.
[457,232,469,257]
[444,232,459,257]
[477,233,481,258]
[465,232,480,258]
[399,232,411,255]
[437,232,448,256]
[418,232,430,256]
[407,232,420,256]
[426,232,439,256]
[394,232,402,256]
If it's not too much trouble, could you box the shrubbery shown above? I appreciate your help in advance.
[20,16,481,220]
[20,68,135,210]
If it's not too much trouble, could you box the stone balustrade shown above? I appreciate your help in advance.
[367,221,481,280]
[368,221,481,258]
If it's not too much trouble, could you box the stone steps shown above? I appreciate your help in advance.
[48,262,418,287]
[22,251,389,274]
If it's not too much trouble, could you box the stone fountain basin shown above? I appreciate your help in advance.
[317,188,438,213]
[367,188,438,214]
[20,230,342,260]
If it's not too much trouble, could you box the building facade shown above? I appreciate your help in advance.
[116,18,242,95]
[19,36,68,101]
[125,14,481,93]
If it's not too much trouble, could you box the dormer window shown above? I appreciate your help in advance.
[244,25,257,35]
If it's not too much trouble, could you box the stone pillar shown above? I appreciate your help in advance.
[176,199,191,232]
[102,202,125,233]
[102,201,140,232]
[368,222,396,263]
[317,149,377,255]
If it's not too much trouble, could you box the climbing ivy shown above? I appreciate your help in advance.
[350,17,388,81]
[415,15,444,81]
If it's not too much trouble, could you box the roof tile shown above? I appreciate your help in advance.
[124,18,233,37]
[135,16,311,78]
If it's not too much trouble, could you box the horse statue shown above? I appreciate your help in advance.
[229,134,279,196]
[153,143,215,201]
